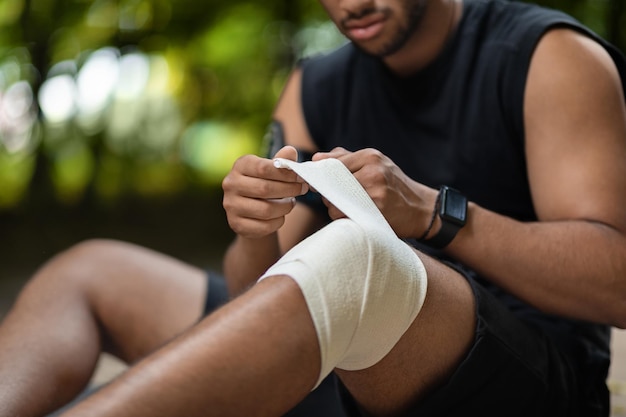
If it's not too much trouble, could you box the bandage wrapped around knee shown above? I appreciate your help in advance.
[258,158,428,388]
[260,219,426,387]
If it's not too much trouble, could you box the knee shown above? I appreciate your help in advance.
[32,239,131,293]
[260,219,428,387]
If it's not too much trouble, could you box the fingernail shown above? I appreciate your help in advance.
[274,159,288,169]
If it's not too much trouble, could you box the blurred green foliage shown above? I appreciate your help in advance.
[0,0,344,211]
[0,0,623,212]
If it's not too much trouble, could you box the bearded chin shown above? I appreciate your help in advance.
[366,0,428,58]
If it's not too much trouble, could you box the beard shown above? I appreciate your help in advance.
[344,0,428,58]
[379,0,428,56]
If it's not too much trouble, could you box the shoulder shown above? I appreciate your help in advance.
[523,9,626,116]
[526,27,626,128]
[460,1,626,137]
[523,27,626,224]
[532,28,623,78]
[462,0,580,52]
[454,1,584,89]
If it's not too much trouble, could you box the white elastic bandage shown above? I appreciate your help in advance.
[259,158,427,387]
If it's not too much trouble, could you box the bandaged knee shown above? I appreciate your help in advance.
[258,158,428,388]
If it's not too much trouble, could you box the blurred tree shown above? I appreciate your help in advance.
[0,0,343,273]
[0,0,340,210]
[1,0,623,213]
[0,0,626,290]
[0,0,623,274]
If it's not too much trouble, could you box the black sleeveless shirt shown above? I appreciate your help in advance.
[299,0,626,402]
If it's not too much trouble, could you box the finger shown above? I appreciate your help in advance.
[312,147,369,174]
[274,145,298,161]
[224,196,295,236]
[232,154,303,185]
[321,197,347,221]
[312,147,349,161]
[227,195,296,221]
[227,215,287,239]
[235,174,307,200]
[272,145,310,192]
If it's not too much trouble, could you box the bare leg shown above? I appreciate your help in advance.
[0,239,207,417]
[57,252,474,417]
[336,253,476,415]
[60,276,320,417]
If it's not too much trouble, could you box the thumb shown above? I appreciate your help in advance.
[273,145,298,161]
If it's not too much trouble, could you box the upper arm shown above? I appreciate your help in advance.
[524,28,626,231]
[273,68,319,154]
[272,68,328,252]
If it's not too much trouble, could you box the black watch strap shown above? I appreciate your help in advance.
[425,186,468,249]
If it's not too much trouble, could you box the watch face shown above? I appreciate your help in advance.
[441,187,467,225]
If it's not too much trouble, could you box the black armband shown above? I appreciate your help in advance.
[263,120,285,158]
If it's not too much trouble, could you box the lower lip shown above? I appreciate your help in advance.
[347,21,385,41]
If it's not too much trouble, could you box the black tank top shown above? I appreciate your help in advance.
[299,0,626,408]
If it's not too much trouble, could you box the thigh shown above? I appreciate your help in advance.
[336,253,477,416]
[71,240,208,363]
[339,271,584,417]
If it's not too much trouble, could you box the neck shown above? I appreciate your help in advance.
[384,0,462,76]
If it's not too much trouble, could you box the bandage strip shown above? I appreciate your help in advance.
[262,158,428,388]
[273,158,395,237]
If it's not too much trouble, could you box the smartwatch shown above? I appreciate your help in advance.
[425,186,468,249]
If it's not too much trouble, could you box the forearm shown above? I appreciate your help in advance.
[448,203,626,327]
[222,233,281,295]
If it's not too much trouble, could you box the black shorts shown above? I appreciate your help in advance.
[202,272,230,315]
[339,274,610,417]
[203,272,609,417]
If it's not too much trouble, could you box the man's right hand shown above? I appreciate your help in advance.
[222,146,308,239]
